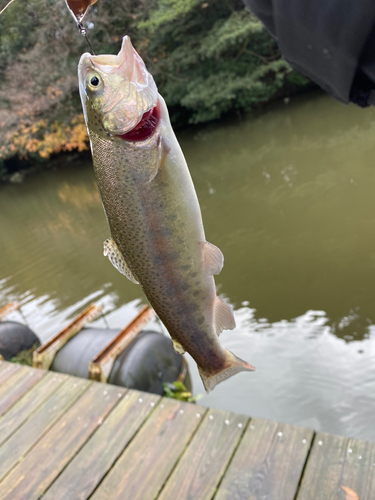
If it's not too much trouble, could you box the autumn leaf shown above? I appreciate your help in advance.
[341,486,359,500]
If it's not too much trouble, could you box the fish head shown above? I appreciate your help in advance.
[78,36,158,140]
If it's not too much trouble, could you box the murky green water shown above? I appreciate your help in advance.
[2,91,375,440]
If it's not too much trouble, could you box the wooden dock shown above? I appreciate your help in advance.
[0,360,373,499]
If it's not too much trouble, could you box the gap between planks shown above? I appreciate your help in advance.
[0,367,46,417]
[157,408,249,500]
[0,377,92,485]
[44,390,164,500]
[292,432,317,500]
[85,394,165,500]
[0,372,68,448]
[152,405,210,499]
[87,399,207,500]
[90,399,207,500]
[210,417,252,500]
[4,362,370,500]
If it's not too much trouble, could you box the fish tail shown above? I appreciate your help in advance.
[198,350,255,393]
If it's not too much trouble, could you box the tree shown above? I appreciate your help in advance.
[0,0,310,174]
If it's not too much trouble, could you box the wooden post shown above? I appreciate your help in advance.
[0,302,20,321]
[32,303,103,370]
[88,305,155,383]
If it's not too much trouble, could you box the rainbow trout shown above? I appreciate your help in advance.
[78,36,254,391]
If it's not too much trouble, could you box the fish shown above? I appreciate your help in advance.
[78,36,255,392]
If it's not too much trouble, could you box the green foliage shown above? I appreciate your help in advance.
[163,381,201,403]
[0,0,311,173]
[139,0,202,29]
[142,0,310,125]
[10,342,39,366]
[199,10,264,59]
[0,0,43,71]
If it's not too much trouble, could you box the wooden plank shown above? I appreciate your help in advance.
[0,376,90,481]
[0,365,29,396]
[0,302,20,321]
[0,371,67,447]
[214,418,314,500]
[296,432,375,500]
[0,381,121,500]
[0,362,8,377]
[0,366,46,415]
[0,366,31,411]
[92,399,206,500]
[0,362,21,386]
[159,408,249,500]
[43,389,160,500]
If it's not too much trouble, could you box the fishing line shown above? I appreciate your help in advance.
[0,0,17,16]
[65,0,96,54]
[18,305,30,327]
[1,0,96,55]
[78,23,96,55]
[100,310,110,329]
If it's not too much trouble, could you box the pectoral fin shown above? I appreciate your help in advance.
[103,238,139,284]
[149,135,170,182]
[214,296,236,336]
[203,241,224,275]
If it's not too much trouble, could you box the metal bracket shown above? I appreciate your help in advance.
[88,305,155,383]
[32,303,103,370]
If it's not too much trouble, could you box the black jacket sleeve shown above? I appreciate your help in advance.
[243,0,375,107]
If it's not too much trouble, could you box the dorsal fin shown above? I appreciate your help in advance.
[214,296,236,336]
[203,241,224,275]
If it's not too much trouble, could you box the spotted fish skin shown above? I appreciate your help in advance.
[78,36,254,391]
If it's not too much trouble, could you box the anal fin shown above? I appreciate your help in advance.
[203,241,224,275]
[214,296,236,336]
[103,238,139,284]
[172,339,185,355]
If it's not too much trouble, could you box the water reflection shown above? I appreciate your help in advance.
[57,181,100,210]
[180,91,375,325]
[2,91,375,439]
[190,306,375,441]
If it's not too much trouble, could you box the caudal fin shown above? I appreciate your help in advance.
[198,350,255,393]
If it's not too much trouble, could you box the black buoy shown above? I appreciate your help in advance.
[51,327,119,378]
[108,330,188,394]
[51,327,190,395]
[0,321,40,360]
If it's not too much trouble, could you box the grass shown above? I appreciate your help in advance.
[9,342,39,366]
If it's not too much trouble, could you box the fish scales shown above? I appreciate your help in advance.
[78,36,254,391]
[91,129,218,362]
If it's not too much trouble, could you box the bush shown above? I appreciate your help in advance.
[0,0,310,173]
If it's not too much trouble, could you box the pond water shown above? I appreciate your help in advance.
[2,91,375,441]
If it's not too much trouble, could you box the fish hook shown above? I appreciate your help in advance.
[65,0,97,55]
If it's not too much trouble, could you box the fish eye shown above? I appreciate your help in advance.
[87,72,102,91]
[91,75,99,86]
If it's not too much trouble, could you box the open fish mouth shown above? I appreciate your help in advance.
[78,36,159,138]
[117,101,160,142]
